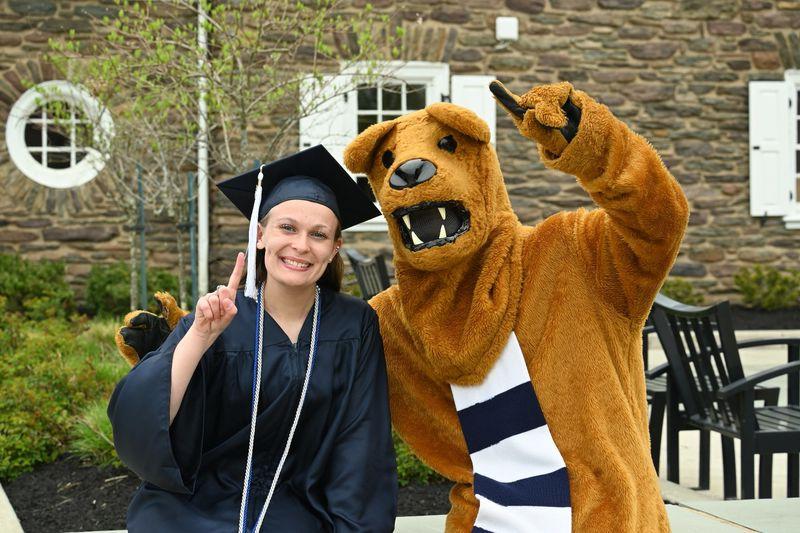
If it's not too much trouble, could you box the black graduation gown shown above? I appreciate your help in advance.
[108,288,398,532]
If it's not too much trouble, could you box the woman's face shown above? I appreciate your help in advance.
[257,199,342,290]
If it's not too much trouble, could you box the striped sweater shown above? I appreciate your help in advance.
[451,332,571,533]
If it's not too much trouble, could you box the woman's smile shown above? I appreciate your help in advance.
[280,256,312,270]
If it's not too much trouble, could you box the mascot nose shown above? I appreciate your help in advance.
[390,159,437,190]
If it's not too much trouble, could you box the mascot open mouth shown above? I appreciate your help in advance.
[392,201,470,251]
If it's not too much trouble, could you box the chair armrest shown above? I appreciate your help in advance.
[737,338,800,349]
[645,362,668,379]
[717,361,800,400]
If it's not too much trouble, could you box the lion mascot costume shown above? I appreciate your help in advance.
[116,81,688,532]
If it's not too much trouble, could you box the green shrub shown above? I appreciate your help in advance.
[734,265,800,310]
[393,431,445,487]
[0,317,127,480]
[660,277,704,306]
[0,254,75,319]
[68,399,121,469]
[342,271,362,299]
[84,261,184,317]
[0,296,23,353]
[84,262,130,317]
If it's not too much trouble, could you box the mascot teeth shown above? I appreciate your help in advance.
[392,200,470,251]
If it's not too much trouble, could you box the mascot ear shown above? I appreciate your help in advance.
[344,119,397,174]
[426,102,490,144]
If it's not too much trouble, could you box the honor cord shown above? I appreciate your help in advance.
[238,284,320,533]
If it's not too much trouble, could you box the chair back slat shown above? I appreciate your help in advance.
[344,249,391,300]
[696,316,737,426]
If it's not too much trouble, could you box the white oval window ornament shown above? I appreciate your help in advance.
[6,80,114,189]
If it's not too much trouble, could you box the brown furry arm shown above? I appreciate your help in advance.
[541,91,689,321]
[369,288,479,530]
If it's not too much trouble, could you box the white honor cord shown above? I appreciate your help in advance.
[238,284,320,533]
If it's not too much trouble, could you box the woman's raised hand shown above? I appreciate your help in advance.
[192,252,245,344]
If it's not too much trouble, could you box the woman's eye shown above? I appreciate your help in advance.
[279,224,295,232]
[311,232,328,240]
[382,150,394,169]
[437,135,457,153]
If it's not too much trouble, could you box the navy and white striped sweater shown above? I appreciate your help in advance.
[451,332,571,533]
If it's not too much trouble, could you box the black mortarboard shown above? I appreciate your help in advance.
[216,144,380,299]
[217,144,379,229]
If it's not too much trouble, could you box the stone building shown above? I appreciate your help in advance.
[2,0,800,302]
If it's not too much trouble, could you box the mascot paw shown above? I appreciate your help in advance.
[153,291,189,329]
[115,292,188,367]
[490,81,584,157]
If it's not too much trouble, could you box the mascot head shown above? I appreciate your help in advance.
[344,103,515,272]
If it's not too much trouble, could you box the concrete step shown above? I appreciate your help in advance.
[0,482,23,533]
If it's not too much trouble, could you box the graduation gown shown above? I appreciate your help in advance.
[108,288,398,532]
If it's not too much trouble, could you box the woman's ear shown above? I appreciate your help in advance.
[330,239,343,263]
[256,224,265,250]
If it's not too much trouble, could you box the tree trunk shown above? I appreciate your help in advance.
[176,225,187,310]
[129,220,138,311]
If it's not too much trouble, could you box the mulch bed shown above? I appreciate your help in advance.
[730,305,800,330]
[3,455,451,533]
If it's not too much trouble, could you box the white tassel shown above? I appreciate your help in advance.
[244,166,265,300]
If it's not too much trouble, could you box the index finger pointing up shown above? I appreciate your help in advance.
[227,252,245,292]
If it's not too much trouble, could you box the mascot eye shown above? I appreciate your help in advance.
[382,150,395,169]
[437,135,457,153]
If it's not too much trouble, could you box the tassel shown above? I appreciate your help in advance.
[245,165,265,300]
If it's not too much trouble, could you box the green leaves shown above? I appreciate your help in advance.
[68,399,122,469]
[84,261,184,317]
[392,431,445,487]
[0,254,75,320]
[0,317,126,480]
[734,265,800,311]
[660,277,705,306]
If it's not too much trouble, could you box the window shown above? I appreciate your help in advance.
[356,83,427,133]
[299,62,495,232]
[5,80,113,189]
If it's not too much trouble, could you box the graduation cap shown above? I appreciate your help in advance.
[217,144,381,299]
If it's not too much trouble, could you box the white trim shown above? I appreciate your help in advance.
[451,74,497,145]
[784,70,800,229]
[5,80,113,189]
[748,80,793,217]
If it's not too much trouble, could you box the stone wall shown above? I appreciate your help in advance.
[0,0,190,299]
[3,0,800,303]
[350,0,800,300]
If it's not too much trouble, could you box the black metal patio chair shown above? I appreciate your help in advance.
[650,294,800,499]
[343,248,391,301]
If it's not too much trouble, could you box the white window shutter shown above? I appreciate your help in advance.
[299,75,357,167]
[450,75,497,145]
[749,80,793,217]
